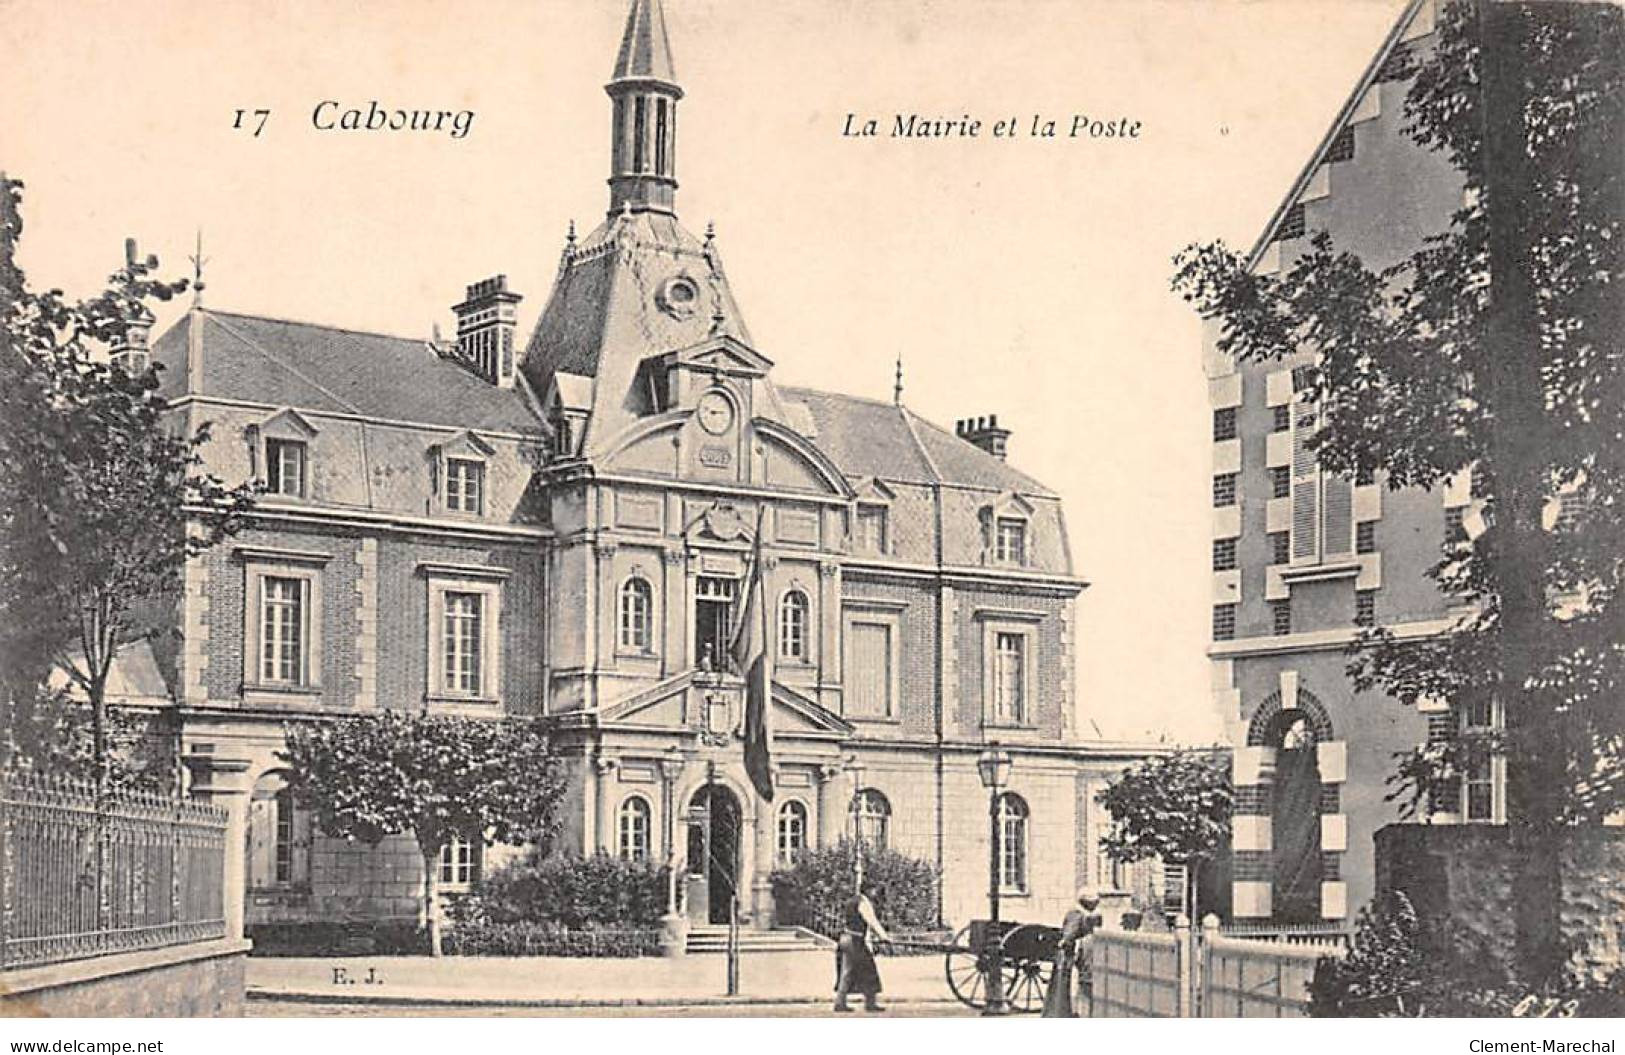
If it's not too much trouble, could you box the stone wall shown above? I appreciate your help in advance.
[1374,824,1625,982]
[0,940,249,1017]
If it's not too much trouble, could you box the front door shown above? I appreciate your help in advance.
[686,784,742,924]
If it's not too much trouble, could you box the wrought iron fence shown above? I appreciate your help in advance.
[1,774,228,969]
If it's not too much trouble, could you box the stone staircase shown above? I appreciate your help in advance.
[685,925,832,955]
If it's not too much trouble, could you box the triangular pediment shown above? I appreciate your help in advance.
[659,335,774,377]
[852,476,896,504]
[983,490,1035,518]
[600,673,853,739]
[432,429,496,459]
[257,407,319,440]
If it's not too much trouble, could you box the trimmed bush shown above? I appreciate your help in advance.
[443,920,662,958]
[770,839,938,936]
[459,849,670,928]
[247,920,427,957]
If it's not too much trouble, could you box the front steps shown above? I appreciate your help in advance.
[685,925,831,954]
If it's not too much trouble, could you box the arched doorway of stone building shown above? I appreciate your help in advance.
[685,783,742,925]
[1248,691,1333,924]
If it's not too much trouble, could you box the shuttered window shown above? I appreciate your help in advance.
[1290,396,1354,565]
[845,621,893,717]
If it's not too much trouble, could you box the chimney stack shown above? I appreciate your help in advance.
[452,275,523,387]
[955,413,1011,460]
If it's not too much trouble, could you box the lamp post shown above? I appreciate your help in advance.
[977,743,1013,1017]
[844,755,864,889]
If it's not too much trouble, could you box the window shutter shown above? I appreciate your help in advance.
[1290,402,1320,563]
[1323,474,1354,557]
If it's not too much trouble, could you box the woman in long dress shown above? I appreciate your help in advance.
[1042,887,1101,1017]
[833,882,892,1013]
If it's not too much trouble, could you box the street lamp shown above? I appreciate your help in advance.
[977,743,1013,1016]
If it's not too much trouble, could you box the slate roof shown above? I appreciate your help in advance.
[151,309,542,434]
[780,386,1056,497]
[613,0,678,84]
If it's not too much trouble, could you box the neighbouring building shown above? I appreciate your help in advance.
[148,0,1165,938]
[1204,0,1503,928]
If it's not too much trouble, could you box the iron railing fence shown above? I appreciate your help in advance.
[1,774,228,969]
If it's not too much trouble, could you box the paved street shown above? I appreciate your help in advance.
[249,998,980,1018]
[247,950,970,1013]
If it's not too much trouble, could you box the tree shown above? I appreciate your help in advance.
[1171,2,1622,983]
[281,711,567,956]
[0,173,257,789]
[1096,750,1233,921]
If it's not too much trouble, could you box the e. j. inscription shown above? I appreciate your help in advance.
[843,112,1141,140]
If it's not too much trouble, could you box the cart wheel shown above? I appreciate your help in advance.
[1001,955,1054,1014]
[944,925,989,1011]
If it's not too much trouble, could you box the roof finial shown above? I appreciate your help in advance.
[893,356,904,405]
[567,219,577,247]
[188,229,208,307]
[705,220,715,245]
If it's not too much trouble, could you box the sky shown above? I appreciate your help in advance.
[0,0,1409,745]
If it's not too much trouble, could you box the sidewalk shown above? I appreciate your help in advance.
[247,950,961,1009]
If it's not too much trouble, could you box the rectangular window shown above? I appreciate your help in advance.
[1272,405,1291,433]
[439,834,479,888]
[992,632,1026,724]
[632,96,647,172]
[1213,407,1237,442]
[445,459,484,514]
[1465,761,1494,821]
[694,576,736,672]
[1356,521,1376,554]
[1212,537,1237,572]
[1355,589,1376,627]
[274,788,296,885]
[1270,531,1291,566]
[855,506,888,554]
[655,98,668,175]
[1271,598,1292,636]
[995,518,1027,564]
[443,591,484,695]
[260,576,305,684]
[1271,465,1291,499]
[1212,604,1236,642]
[845,621,893,718]
[1162,862,1190,917]
[266,439,306,498]
[1356,464,1376,487]
[1213,473,1237,508]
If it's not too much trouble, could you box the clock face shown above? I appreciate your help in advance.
[697,391,735,435]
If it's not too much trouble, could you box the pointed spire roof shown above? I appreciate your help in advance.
[612,0,678,87]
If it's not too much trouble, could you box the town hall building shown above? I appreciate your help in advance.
[152,0,1158,939]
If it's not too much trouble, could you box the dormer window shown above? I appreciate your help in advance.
[995,518,1027,565]
[855,505,889,555]
[266,439,307,498]
[430,431,495,518]
[445,458,485,515]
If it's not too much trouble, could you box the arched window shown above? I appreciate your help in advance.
[619,578,653,652]
[850,789,891,850]
[997,793,1029,893]
[779,589,809,661]
[777,800,808,865]
[618,796,652,862]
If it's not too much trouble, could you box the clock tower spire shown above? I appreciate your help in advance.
[606,0,682,218]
